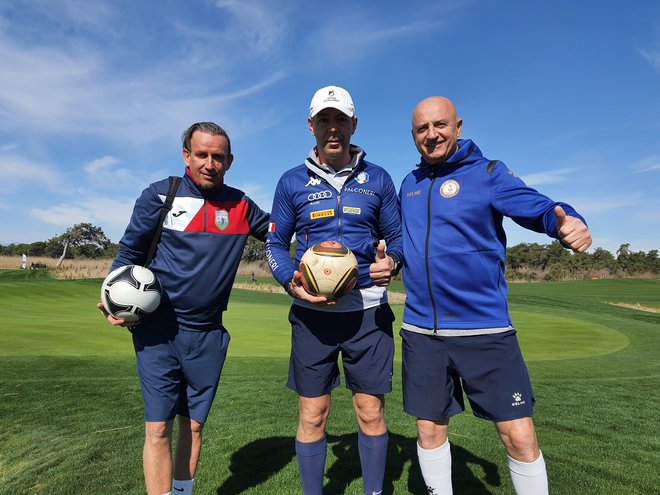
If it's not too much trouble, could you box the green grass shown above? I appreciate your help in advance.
[0,271,659,494]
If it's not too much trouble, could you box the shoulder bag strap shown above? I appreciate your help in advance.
[145,176,181,266]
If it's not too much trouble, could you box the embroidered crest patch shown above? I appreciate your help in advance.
[439,179,460,198]
[215,209,229,230]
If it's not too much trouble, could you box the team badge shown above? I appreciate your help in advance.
[215,209,229,231]
[354,171,369,184]
[439,179,460,198]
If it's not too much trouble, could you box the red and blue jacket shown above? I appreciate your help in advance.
[112,170,269,330]
[399,139,587,334]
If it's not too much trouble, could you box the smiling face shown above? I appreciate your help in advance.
[411,97,462,165]
[308,107,357,170]
[183,131,233,189]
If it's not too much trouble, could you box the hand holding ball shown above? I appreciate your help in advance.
[299,241,358,299]
[100,265,162,324]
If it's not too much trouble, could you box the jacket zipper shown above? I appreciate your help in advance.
[426,168,438,334]
[336,193,342,242]
[203,199,207,232]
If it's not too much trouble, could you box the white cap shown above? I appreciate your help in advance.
[309,85,355,118]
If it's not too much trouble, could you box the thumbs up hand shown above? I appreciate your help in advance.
[554,205,592,253]
[370,243,395,286]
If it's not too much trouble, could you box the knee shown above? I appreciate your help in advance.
[497,420,539,461]
[299,404,329,433]
[354,399,384,429]
[417,419,448,449]
[145,421,172,445]
[180,417,204,434]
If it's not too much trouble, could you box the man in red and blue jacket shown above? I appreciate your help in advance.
[99,122,269,495]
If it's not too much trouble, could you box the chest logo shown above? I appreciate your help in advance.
[354,171,369,184]
[310,209,335,219]
[215,209,229,230]
[308,190,333,202]
[439,179,460,198]
[342,206,361,215]
[305,176,322,187]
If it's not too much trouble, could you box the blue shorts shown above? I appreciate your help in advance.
[401,329,535,422]
[287,304,395,398]
[132,322,230,423]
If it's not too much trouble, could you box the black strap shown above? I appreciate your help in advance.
[486,160,498,174]
[145,176,181,266]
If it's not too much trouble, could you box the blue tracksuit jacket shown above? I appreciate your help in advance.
[112,170,269,330]
[399,139,587,333]
[266,147,403,290]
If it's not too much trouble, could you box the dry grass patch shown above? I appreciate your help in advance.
[604,302,660,313]
[0,256,111,279]
[0,256,407,303]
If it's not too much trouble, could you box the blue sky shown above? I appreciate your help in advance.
[1,0,659,255]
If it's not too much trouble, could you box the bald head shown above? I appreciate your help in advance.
[411,96,462,165]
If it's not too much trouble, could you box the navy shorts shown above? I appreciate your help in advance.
[401,329,535,422]
[287,304,395,398]
[132,322,230,423]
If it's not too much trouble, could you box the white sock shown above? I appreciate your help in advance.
[172,478,195,495]
[417,439,453,494]
[508,451,548,495]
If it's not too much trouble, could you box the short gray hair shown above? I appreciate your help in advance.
[181,122,231,155]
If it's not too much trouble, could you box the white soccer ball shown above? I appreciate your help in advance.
[101,265,162,324]
[299,241,359,298]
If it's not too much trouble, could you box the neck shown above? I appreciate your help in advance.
[317,150,352,171]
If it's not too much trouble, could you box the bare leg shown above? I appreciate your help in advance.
[173,416,205,480]
[143,420,174,495]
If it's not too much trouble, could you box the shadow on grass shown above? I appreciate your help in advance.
[216,432,501,494]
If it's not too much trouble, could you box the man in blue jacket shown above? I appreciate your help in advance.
[399,97,592,495]
[266,86,403,495]
[98,122,269,495]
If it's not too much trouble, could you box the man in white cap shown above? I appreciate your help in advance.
[265,85,403,495]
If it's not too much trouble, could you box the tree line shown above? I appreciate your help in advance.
[505,241,659,280]
[1,223,658,280]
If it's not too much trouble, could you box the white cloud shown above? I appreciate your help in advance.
[520,168,575,186]
[639,47,660,72]
[632,155,660,173]
[1,143,19,152]
[0,155,62,191]
[213,0,287,58]
[310,17,439,63]
[30,195,136,242]
[302,1,467,64]
[84,156,120,174]
[0,1,288,145]
[571,194,642,214]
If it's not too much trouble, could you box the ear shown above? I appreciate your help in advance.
[351,116,358,135]
[307,117,315,136]
[182,148,191,169]
[456,118,463,137]
[225,154,234,171]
